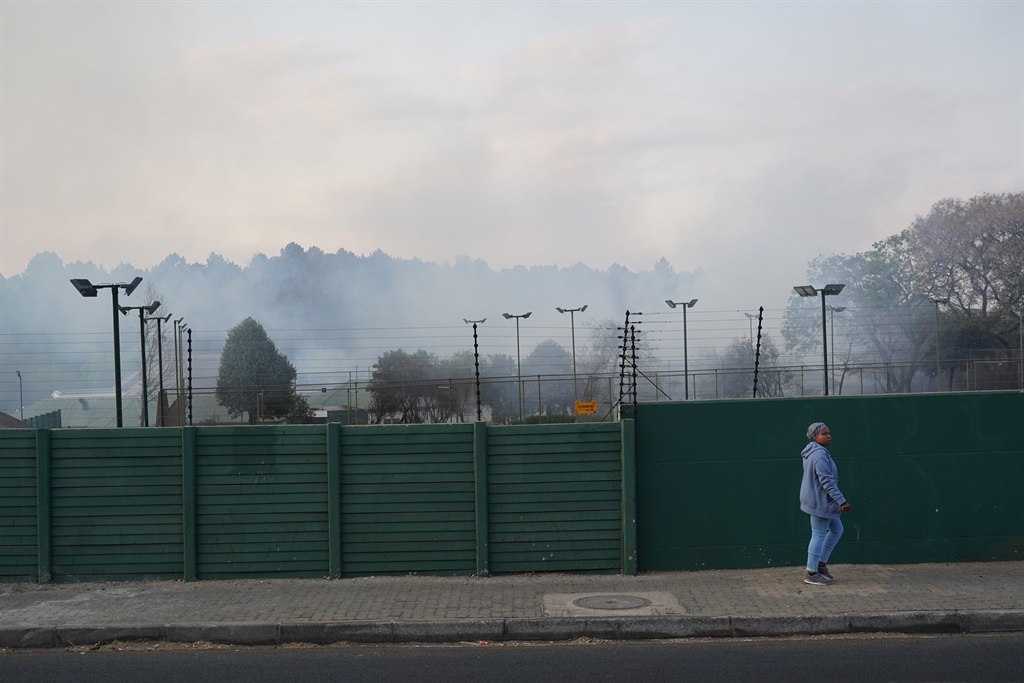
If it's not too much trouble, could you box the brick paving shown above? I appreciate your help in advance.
[0,562,1019,627]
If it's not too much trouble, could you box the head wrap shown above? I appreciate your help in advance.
[807,422,828,441]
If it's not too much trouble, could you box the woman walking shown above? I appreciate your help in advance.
[800,422,851,586]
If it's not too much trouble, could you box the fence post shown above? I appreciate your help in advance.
[473,421,489,576]
[327,422,343,579]
[35,429,51,584]
[182,426,197,581]
[620,418,638,575]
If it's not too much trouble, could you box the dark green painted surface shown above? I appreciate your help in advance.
[629,392,1024,571]
[195,426,328,579]
[2,395,1019,582]
[0,431,37,581]
[2,422,628,582]
[49,429,184,581]
[487,423,623,574]
[340,424,476,576]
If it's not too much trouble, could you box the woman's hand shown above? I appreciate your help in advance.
[841,502,852,512]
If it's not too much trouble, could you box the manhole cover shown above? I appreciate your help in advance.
[572,595,652,611]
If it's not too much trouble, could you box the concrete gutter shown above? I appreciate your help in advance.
[2,610,1022,649]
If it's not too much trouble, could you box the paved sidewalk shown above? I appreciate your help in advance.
[1,562,1022,648]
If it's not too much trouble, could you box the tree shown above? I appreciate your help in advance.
[706,334,792,399]
[216,317,304,424]
[782,232,932,393]
[366,349,440,424]
[909,193,1024,389]
[782,193,1024,393]
[479,353,519,424]
[911,193,1024,317]
[522,339,574,417]
[434,350,476,423]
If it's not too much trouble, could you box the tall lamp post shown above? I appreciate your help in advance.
[16,370,23,421]
[145,312,172,426]
[173,318,185,425]
[502,311,532,424]
[929,297,949,391]
[1018,305,1024,392]
[666,299,698,400]
[793,284,845,396]
[556,305,588,410]
[1017,305,1024,392]
[70,276,143,427]
[744,312,758,348]
[463,318,486,422]
[828,305,846,393]
[120,301,162,426]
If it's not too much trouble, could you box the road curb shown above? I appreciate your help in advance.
[2,611,1022,649]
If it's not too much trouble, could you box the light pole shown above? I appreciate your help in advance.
[929,297,949,391]
[16,370,23,421]
[173,318,185,425]
[145,312,172,426]
[1018,305,1024,392]
[828,305,846,393]
[70,276,143,427]
[502,311,532,423]
[793,284,845,396]
[435,385,452,423]
[463,318,486,422]
[744,312,758,348]
[120,301,162,426]
[556,305,588,410]
[666,299,698,399]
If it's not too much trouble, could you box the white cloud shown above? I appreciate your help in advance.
[1,1,1020,319]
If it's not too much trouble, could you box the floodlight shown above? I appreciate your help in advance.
[124,276,143,296]
[70,279,99,297]
[792,282,846,395]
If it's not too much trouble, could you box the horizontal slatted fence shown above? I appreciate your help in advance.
[195,426,329,579]
[50,430,184,581]
[340,425,477,576]
[0,431,38,581]
[0,421,630,582]
[487,423,623,573]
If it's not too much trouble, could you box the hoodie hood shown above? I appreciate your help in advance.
[802,441,828,459]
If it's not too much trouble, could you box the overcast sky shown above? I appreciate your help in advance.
[2,1,1021,315]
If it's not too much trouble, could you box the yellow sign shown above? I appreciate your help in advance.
[575,400,598,415]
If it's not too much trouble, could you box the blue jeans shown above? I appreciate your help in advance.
[806,515,844,572]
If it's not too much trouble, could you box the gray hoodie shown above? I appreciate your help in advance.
[799,442,846,519]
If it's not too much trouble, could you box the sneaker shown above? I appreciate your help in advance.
[804,572,832,586]
[817,564,834,581]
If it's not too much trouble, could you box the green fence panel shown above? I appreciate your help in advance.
[487,423,623,574]
[339,424,476,576]
[0,430,38,582]
[195,425,329,579]
[632,392,1024,571]
[49,429,184,582]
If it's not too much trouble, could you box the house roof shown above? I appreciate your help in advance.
[0,411,31,429]
[22,393,239,428]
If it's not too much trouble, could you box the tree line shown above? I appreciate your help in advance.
[208,191,1022,423]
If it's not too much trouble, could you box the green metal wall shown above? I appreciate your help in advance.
[50,429,184,582]
[195,426,329,579]
[487,424,624,573]
[0,421,626,583]
[0,431,37,582]
[628,391,1024,571]
[339,424,477,576]
[5,392,1017,583]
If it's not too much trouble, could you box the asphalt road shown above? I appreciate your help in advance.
[1,634,1021,682]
